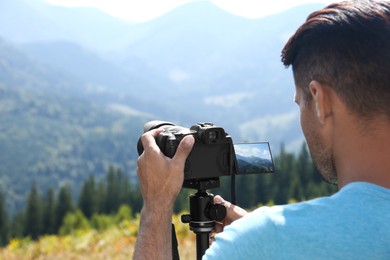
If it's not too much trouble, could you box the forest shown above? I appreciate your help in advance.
[0,143,337,247]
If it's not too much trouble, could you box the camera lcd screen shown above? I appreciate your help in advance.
[234,142,274,174]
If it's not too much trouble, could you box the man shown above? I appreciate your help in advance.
[134,0,390,259]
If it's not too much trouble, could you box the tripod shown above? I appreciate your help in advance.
[180,179,227,260]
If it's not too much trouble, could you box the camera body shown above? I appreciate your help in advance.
[137,121,236,182]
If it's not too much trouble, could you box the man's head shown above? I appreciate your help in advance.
[281,0,390,184]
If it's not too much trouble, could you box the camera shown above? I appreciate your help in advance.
[137,121,236,183]
[137,120,274,189]
[137,120,274,258]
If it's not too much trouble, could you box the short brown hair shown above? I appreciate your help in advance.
[281,0,390,119]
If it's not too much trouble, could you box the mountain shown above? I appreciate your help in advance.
[0,38,148,212]
[0,0,327,210]
[18,41,181,116]
[7,1,325,149]
[109,2,323,149]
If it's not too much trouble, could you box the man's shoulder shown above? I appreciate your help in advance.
[257,181,390,224]
[204,182,390,259]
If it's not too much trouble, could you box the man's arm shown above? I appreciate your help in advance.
[133,129,194,260]
[134,206,173,259]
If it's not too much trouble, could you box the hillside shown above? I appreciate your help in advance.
[7,1,326,148]
[0,1,328,211]
[0,39,147,212]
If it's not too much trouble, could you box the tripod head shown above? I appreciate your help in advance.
[180,179,227,260]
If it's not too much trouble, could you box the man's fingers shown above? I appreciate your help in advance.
[214,195,231,207]
[140,129,164,153]
[214,195,247,223]
[214,222,224,233]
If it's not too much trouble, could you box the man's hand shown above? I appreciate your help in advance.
[210,195,248,243]
[136,128,195,211]
[134,129,194,260]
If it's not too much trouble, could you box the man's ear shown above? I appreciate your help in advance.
[309,80,332,124]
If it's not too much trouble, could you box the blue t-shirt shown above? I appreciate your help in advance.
[204,182,390,259]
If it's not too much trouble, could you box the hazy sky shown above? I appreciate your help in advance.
[46,0,335,22]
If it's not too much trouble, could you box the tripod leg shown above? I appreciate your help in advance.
[196,232,210,260]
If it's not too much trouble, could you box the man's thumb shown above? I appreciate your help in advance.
[173,135,195,163]
[214,195,247,221]
[214,195,231,208]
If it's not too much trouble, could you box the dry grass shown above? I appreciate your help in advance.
[1,235,196,260]
[0,218,197,260]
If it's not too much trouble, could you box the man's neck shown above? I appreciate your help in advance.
[335,117,390,189]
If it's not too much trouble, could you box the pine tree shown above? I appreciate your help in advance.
[105,166,119,214]
[0,192,9,246]
[236,174,258,209]
[24,184,43,240]
[273,144,295,204]
[295,143,313,199]
[42,188,56,234]
[104,167,129,214]
[78,176,98,218]
[55,184,74,233]
[120,175,132,207]
[9,211,24,239]
[129,184,143,216]
[96,181,107,213]
[115,168,130,207]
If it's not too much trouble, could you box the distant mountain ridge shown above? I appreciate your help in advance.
[0,0,326,210]
[1,1,325,146]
